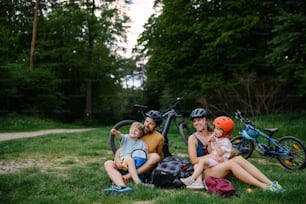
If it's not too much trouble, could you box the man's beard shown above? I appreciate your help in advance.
[143,127,154,135]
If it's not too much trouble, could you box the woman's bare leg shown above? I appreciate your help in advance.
[205,160,268,189]
[232,156,272,184]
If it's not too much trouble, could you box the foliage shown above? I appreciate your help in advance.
[138,0,306,115]
[0,64,63,118]
[1,0,306,123]
[0,0,138,124]
[266,11,306,96]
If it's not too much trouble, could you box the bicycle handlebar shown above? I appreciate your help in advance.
[234,110,253,125]
[162,96,184,114]
[134,104,148,109]
[132,96,185,119]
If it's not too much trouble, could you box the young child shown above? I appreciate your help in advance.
[180,116,234,189]
[110,121,148,185]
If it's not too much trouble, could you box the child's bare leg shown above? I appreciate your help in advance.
[192,158,210,180]
[123,153,160,181]
[125,157,142,184]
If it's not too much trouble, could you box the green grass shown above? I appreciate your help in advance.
[0,113,306,204]
[0,113,89,132]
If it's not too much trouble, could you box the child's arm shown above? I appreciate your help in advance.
[143,143,148,153]
[207,134,215,153]
[215,138,232,159]
[111,128,122,139]
[214,142,225,157]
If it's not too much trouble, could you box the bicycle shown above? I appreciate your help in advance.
[109,96,193,157]
[231,110,306,170]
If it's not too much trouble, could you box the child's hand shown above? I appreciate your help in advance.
[217,157,224,163]
[208,135,216,142]
[111,129,119,135]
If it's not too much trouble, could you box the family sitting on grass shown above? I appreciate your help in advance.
[103,108,285,195]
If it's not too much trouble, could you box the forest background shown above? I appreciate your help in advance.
[1,0,305,125]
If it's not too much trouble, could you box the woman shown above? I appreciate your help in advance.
[186,108,285,193]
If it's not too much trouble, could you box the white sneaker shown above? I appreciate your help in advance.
[180,176,194,186]
[186,180,205,190]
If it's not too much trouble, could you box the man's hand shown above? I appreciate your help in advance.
[114,148,122,168]
[115,157,123,169]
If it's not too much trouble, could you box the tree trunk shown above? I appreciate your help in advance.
[84,0,95,121]
[30,0,39,71]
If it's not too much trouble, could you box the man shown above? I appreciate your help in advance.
[104,110,164,194]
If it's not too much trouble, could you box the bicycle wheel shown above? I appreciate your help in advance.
[109,120,135,154]
[231,135,254,159]
[178,123,193,145]
[276,136,306,170]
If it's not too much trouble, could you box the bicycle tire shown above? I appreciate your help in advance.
[178,123,193,145]
[276,136,306,170]
[231,135,254,159]
[109,120,135,154]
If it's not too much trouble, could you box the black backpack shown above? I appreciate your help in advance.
[150,156,194,188]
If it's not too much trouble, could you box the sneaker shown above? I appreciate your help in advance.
[180,176,195,186]
[272,181,286,192]
[111,182,117,188]
[104,185,133,195]
[265,183,275,192]
[186,180,205,190]
[265,182,284,193]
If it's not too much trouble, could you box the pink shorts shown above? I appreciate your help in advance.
[207,158,228,168]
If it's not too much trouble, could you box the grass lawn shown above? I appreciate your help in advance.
[0,112,306,204]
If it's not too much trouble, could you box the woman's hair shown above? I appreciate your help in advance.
[206,118,214,132]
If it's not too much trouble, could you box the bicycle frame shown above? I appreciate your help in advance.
[161,109,185,137]
[233,110,306,169]
[159,97,191,156]
[241,124,291,157]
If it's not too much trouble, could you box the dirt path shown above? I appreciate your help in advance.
[0,128,97,142]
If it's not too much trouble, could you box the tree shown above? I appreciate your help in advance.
[29,0,39,71]
[137,0,306,115]
[1,0,133,123]
[266,12,306,96]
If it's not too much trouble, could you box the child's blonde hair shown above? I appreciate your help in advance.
[131,121,144,136]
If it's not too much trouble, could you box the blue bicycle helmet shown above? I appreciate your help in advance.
[189,108,209,120]
[132,149,147,168]
[242,126,259,141]
[145,110,163,126]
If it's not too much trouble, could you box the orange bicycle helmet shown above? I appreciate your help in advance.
[213,116,235,137]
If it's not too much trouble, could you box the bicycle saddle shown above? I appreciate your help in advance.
[264,128,279,135]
